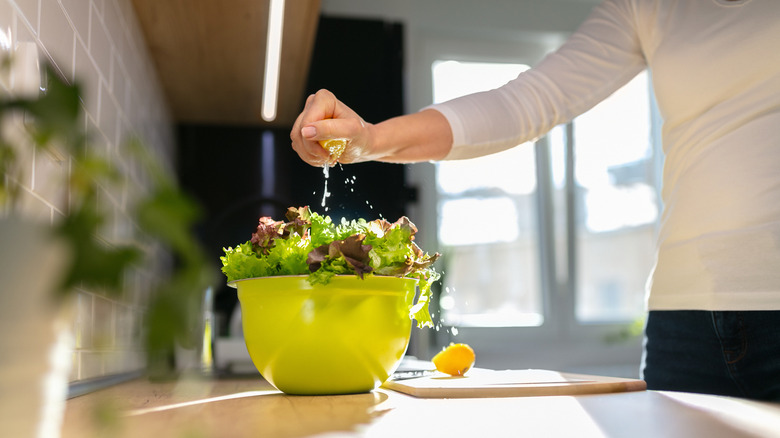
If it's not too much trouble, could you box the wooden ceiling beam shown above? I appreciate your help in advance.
[130,0,320,127]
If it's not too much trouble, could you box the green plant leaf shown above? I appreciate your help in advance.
[55,203,141,296]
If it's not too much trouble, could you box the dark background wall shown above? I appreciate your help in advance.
[177,16,413,336]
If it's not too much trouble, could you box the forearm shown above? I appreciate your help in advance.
[370,109,453,163]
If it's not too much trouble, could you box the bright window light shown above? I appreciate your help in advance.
[439,197,520,246]
[262,0,285,122]
[432,60,529,103]
[432,59,543,327]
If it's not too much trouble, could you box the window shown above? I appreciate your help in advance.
[432,61,543,327]
[432,60,657,329]
[567,71,657,323]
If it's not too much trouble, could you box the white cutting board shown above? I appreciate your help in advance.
[382,368,646,398]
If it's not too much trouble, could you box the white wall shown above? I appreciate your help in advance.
[0,0,172,383]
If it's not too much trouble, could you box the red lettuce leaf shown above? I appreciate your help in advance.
[250,217,284,255]
[307,234,373,278]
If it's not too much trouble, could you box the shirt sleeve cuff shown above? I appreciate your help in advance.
[421,104,470,161]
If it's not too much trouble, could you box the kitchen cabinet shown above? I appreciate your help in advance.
[130,0,320,127]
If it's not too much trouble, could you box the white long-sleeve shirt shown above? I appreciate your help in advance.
[430,0,780,311]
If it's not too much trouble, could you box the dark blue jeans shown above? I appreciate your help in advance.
[641,310,780,401]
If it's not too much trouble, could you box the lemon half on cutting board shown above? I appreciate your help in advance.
[432,343,476,376]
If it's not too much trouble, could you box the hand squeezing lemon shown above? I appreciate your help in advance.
[319,138,347,163]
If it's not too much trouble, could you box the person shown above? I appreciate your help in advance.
[290,0,780,401]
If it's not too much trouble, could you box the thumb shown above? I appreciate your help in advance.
[301,125,317,140]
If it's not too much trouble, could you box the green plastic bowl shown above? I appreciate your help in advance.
[228,275,418,395]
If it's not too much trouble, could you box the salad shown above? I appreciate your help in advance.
[220,206,440,327]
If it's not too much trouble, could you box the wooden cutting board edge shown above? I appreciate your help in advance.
[382,370,647,399]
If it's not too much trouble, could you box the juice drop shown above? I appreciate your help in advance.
[321,164,331,211]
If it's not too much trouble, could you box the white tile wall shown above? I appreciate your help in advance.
[0,0,173,383]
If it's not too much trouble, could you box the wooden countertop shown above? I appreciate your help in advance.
[61,374,780,437]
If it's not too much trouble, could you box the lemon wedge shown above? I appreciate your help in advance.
[319,138,347,162]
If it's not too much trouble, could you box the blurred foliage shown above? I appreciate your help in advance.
[604,314,646,344]
[90,397,123,438]
[0,56,214,373]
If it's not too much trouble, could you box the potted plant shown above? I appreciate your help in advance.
[0,55,212,436]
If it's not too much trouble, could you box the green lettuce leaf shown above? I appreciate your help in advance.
[266,233,310,275]
[409,275,439,328]
[220,242,274,282]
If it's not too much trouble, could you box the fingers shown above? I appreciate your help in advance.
[290,91,332,167]
[290,89,366,167]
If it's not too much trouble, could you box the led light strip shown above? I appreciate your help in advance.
[261,0,285,122]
